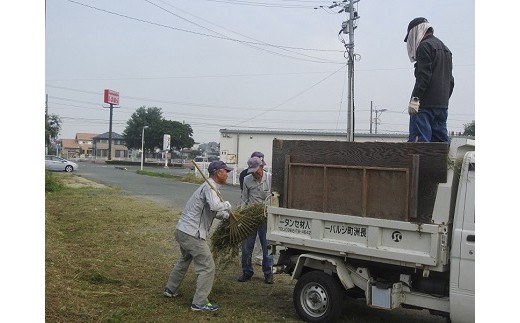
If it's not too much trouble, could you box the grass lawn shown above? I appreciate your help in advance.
[45,173,298,323]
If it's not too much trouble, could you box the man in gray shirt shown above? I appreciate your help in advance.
[163,161,233,311]
[238,156,274,284]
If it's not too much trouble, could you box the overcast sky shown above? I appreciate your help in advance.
[44,0,475,143]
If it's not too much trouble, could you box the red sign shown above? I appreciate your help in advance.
[104,89,120,105]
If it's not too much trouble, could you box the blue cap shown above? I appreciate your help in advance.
[208,160,233,174]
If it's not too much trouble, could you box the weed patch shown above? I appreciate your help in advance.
[45,170,65,192]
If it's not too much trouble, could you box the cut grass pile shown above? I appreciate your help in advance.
[211,204,267,268]
[45,175,297,323]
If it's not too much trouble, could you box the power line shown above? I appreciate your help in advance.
[46,85,349,112]
[148,0,341,63]
[193,0,322,9]
[233,64,346,125]
[65,0,345,65]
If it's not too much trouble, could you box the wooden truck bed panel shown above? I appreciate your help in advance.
[271,140,450,222]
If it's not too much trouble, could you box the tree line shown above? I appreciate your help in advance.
[45,106,197,155]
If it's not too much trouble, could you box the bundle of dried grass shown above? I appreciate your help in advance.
[211,203,266,268]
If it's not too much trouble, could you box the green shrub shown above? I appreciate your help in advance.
[45,170,65,192]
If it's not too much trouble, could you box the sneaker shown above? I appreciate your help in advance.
[264,274,274,284]
[191,302,219,311]
[237,274,252,282]
[163,287,179,298]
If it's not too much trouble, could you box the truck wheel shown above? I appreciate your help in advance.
[293,271,343,322]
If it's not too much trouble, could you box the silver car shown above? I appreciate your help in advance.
[45,155,79,172]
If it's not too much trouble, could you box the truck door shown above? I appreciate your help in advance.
[458,156,475,290]
[449,151,475,323]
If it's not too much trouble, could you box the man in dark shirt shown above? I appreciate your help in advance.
[404,17,454,142]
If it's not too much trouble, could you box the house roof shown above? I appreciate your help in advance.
[60,139,80,149]
[75,132,98,141]
[93,132,124,139]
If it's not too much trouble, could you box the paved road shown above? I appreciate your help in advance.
[75,162,242,209]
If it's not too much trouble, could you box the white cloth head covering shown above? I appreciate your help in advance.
[406,22,432,62]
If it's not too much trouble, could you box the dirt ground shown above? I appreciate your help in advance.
[55,173,108,189]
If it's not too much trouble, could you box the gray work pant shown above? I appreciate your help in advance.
[165,229,215,306]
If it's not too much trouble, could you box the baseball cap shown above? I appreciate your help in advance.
[251,151,266,165]
[208,160,233,174]
[404,17,428,42]
[247,156,264,173]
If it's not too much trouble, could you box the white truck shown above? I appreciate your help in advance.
[266,139,475,322]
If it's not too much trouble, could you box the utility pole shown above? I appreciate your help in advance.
[369,100,373,134]
[332,0,360,142]
[374,109,387,135]
[107,103,115,160]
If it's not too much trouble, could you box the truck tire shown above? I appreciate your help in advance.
[293,270,343,323]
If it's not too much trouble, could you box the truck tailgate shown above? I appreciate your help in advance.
[267,206,449,271]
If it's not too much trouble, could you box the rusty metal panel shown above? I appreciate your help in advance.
[272,140,449,222]
[288,165,324,212]
[365,169,409,220]
[287,163,409,220]
[323,167,364,215]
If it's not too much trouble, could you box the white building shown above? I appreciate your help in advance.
[219,128,472,173]
[219,129,408,170]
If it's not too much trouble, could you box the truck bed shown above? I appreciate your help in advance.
[270,140,450,222]
[267,205,450,272]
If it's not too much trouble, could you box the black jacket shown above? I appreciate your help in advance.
[412,34,454,109]
[239,168,249,190]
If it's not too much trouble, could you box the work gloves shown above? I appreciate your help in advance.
[222,201,232,210]
[408,97,420,116]
[215,201,232,219]
[216,211,230,220]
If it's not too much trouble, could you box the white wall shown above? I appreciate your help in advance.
[219,130,409,171]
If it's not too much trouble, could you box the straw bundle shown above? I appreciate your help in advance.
[211,203,266,267]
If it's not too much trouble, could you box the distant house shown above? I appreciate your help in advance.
[75,132,97,157]
[92,132,128,159]
[58,139,80,159]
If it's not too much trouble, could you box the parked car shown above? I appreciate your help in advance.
[193,156,210,171]
[45,155,78,172]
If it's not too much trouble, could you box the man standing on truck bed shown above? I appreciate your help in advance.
[238,156,274,284]
[405,17,454,143]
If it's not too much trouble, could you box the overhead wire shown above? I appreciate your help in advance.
[148,0,341,63]
[54,1,474,138]
[46,85,355,113]
[65,0,344,65]
[47,88,473,136]
[233,63,347,125]
[192,0,324,9]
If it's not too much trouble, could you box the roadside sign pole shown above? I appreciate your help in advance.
[103,89,120,161]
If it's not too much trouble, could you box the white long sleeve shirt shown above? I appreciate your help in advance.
[176,178,230,240]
